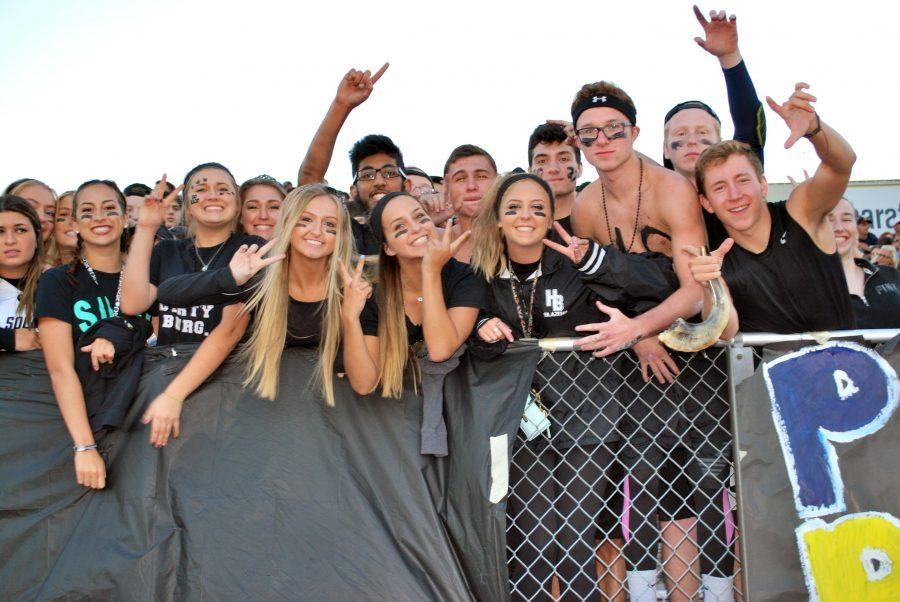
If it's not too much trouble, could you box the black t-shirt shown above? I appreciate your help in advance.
[708,201,855,333]
[358,258,486,345]
[851,259,900,329]
[149,234,262,346]
[35,264,149,345]
[286,298,326,347]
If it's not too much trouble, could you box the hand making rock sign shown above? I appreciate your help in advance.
[422,224,471,275]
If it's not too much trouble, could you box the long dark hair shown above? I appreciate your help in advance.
[0,195,43,322]
[67,180,127,285]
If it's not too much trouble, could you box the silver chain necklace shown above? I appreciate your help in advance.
[194,240,227,272]
[80,257,122,317]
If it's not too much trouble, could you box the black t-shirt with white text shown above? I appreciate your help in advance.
[35,264,150,345]
[149,234,262,346]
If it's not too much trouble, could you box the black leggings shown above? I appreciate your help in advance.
[507,443,614,601]
[621,438,735,577]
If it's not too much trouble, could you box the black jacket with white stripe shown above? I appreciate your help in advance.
[469,243,678,449]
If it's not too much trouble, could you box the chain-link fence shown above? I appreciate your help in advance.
[506,343,740,601]
[505,330,898,601]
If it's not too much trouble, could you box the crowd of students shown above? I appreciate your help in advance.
[2,5,899,601]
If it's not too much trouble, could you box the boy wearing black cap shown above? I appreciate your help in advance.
[663,6,765,186]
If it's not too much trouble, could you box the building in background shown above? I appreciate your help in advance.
[768,180,899,235]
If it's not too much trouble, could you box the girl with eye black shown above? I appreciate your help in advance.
[35,180,150,490]
[469,172,678,601]
[347,191,484,398]
[120,164,265,447]
[0,195,43,352]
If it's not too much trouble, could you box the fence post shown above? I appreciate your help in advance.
[727,342,754,602]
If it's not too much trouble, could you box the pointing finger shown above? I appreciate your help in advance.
[692,4,708,26]
[371,62,389,83]
[542,238,568,256]
[354,255,366,281]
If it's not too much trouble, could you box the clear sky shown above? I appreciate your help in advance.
[1,0,897,193]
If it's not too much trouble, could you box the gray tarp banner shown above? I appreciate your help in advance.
[737,338,900,601]
[0,344,542,601]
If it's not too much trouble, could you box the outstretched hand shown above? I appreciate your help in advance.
[229,238,285,286]
[423,226,470,273]
[766,83,819,149]
[543,222,590,263]
[574,300,645,357]
[683,239,734,287]
[335,63,389,110]
[138,174,184,230]
[339,256,373,320]
[693,6,739,63]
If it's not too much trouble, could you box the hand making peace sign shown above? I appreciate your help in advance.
[228,238,286,286]
[542,222,591,264]
[138,174,184,230]
[339,256,373,321]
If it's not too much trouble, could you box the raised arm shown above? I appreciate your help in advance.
[768,84,857,239]
[297,63,389,185]
[339,257,380,394]
[121,177,182,314]
[421,228,478,362]
[693,6,766,163]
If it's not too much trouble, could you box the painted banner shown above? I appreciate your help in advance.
[738,339,900,601]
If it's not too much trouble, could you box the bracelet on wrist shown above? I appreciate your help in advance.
[162,391,184,404]
[73,443,98,453]
[804,113,822,139]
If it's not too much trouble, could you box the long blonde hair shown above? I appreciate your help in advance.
[470,172,555,281]
[239,184,354,405]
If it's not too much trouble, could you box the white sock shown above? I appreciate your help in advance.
[627,569,657,602]
[701,574,735,602]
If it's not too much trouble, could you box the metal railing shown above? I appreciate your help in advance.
[506,329,899,601]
